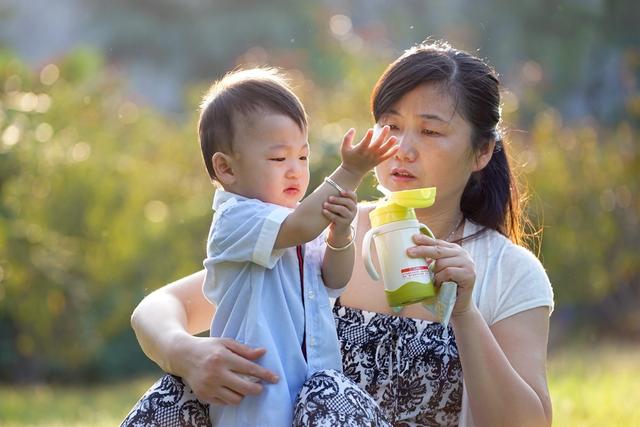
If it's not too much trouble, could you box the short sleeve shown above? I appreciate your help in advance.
[207,198,292,268]
[492,244,555,324]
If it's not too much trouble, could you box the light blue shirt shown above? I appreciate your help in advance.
[203,190,344,427]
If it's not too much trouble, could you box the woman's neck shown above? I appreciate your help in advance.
[415,203,464,241]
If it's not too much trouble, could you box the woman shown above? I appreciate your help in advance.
[123,41,553,427]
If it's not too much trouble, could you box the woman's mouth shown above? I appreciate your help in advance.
[391,168,416,181]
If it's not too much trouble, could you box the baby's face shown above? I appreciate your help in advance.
[229,113,310,208]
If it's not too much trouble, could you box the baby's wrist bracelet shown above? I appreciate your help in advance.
[325,224,355,251]
[324,176,346,194]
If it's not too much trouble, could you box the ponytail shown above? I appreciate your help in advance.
[460,138,528,247]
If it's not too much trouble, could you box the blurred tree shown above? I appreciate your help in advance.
[0,49,213,381]
[0,10,638,379]
[516,110,639,340]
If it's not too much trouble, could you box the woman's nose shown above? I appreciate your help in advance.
[394,133,417,161]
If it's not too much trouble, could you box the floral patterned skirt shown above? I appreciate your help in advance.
[332,301,462,426]
[122,302,462,427]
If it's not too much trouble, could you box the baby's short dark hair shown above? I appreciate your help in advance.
[198,68,308,181]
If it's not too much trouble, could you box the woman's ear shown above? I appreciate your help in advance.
[212,152,236,185]
[473,139,496,172]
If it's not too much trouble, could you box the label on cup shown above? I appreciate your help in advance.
[400,265,430,279]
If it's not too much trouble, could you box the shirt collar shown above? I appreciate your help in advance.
[212,189,248,210]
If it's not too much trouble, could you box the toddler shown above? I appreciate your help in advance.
[198,68,397,426]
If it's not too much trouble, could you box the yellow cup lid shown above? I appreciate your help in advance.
[388,187,436,208]
[369,187,436,228]
[369,202,416,228]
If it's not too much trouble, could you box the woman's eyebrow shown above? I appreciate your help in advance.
[418,113,447,122]
[386,109,447,122]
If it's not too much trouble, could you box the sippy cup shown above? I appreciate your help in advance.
[362,187,437,308]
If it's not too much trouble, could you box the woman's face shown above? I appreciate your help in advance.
[374,83,479,208]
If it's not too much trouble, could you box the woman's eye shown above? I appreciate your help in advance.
[388,124,400,130]
[422,129,440,136]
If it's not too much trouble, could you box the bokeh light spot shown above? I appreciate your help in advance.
[522,60,543,83]
[330,14,352,37]
[1,124,21,147]
[616,186,631,208]
[19,92,39,112]
[145,200,169,223]
[35,122,54,142]
[40,64,60,86]
[70,142,91,162]
[36,94,52,113]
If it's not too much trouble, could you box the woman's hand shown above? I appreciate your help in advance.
[174,335,279,405]
[407,234,477,317]
[322,190,357,247]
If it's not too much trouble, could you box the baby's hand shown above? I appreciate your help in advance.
[322,190,357,247]
[340,126,398,178]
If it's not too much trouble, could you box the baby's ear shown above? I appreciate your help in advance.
[212,152,236,185]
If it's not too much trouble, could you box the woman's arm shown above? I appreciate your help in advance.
[453,307,552,427]
[130,270,279,405]
[408,235,551,427]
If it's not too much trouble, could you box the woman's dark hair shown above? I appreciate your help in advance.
[371,40,529,246]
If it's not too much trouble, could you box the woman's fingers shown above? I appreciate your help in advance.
[222,340,278,383]
[210,385,244,405]
[222,339,266,360]
[433,266,469,285]
[407,242,459,260]
[412,233,457,247]
[188,337,279,405]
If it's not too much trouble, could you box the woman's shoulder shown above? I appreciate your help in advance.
[467,221,541,268]
[469,221,554,323]
[468,221,550,293]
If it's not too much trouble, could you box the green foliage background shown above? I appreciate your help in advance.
[0,1,638,382]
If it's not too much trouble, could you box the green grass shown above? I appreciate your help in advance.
[0,376,153,427]
[1,345,639,426]
[548,343,640,426]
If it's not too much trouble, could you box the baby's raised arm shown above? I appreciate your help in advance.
[274,126,396,249]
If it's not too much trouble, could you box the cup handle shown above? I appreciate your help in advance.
[418,223,435,272]
[362,229,380,281]
[418,223,434,238]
